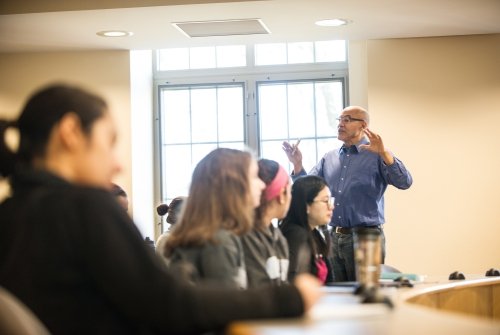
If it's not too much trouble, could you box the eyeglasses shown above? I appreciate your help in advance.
[336,115,365,124]
[312,197,335,208]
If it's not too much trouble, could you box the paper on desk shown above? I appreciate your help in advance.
[308,295,392,320]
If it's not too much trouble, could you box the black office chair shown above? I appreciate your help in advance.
[0,286,51,335]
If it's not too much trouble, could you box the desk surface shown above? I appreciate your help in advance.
[228,276,500,335]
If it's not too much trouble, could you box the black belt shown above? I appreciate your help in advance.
[334,226,381,234]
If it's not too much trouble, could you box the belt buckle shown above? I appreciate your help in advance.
[335,227,342,234]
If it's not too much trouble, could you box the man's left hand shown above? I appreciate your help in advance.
[359,128,394,165]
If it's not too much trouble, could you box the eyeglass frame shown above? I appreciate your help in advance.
[312,197,335,208]
[336,115,365,124]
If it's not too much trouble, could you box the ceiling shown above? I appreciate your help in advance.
[1,0,499,53]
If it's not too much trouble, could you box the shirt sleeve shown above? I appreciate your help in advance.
[291,168,307,181]
[381,156,413,189]
[290,155,327,181]
[308,155,328,179]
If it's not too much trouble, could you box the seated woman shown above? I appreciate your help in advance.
[155,196,186,259]
[241,159,292,288]
[279,175,335,284]
[165,148,264,289]
[0,83,320,335]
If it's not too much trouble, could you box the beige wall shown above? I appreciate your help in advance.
[0,51,132,209]
[1,34,499,277]
[366,34,500,276]
[348,40,368,107]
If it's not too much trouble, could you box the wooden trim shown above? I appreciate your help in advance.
[405,278,500,320]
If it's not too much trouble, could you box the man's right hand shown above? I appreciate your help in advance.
[282,140,303,174]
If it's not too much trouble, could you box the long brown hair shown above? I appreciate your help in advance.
[165,148,255,255]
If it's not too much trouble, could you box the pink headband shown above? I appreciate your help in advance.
[264,165,289,201]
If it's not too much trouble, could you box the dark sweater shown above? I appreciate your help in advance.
[0,170,304,335]
[280,223,334,284]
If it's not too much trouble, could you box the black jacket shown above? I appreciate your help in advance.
[0,170,303,335]
[280,223,334,284]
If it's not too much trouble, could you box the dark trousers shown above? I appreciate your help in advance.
[330,227,385,282]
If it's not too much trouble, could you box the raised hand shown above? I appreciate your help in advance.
[282,140,303,171]
[359,129,394,165]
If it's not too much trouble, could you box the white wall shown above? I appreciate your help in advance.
[130,50,156,239]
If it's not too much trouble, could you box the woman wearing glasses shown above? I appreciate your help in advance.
[279,175,335,284]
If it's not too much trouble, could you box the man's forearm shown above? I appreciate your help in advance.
[380,150,394,166]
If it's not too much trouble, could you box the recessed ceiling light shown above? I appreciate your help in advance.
[315,19,350,27]
[96,30,133,37]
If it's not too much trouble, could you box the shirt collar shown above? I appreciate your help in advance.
[340,137,369,154]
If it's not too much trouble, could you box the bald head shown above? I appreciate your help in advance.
[342,106,370,125]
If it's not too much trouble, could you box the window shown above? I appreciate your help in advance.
[155,40,348,225]
[254,40,346,65]
[157,45,246,71]
[258,79,345,171]
[315,40,346,62]
[158,83,245,200]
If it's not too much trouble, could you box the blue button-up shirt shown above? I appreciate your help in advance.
[293,138,413,228]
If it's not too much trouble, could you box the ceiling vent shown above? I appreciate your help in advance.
[172,18,270,38]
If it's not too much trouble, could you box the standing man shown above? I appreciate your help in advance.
[282,106,412,282]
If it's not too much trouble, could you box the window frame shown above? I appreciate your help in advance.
[156,81,248,202]
[255,76,347,161]
[153,42,349,216]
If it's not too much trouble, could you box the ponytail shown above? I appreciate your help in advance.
[0,119,17,178]
[0,83,107,179]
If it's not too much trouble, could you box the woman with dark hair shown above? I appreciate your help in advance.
[0,83,320,334]
[279,175,335,284]
[165,148,264,289]
[241,159,292,288]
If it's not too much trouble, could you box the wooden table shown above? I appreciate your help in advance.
[227,276,500,335]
